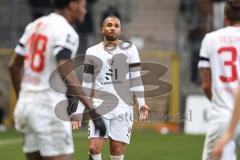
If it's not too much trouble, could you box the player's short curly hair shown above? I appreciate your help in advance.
[53,0,79,9]
[225,0,240,23]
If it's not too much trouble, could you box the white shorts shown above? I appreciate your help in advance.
[202,122,240,160]
[88,108,133,144]
[14,99,74,157]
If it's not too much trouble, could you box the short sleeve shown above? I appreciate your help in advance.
[53,30,79,57]
[128,44,141,64]
[84,49,91,64]
[198,34,210,68]
[14,23,33,56]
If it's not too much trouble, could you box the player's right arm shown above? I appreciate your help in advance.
[214,89,240,158]
[198,34,212,101]
[199,68,212,100]
[9,54,24,98]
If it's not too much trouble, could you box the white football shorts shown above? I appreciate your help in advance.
[88,107,134,144]
[14,98,74,157]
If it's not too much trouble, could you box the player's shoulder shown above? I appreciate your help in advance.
[24,18,40,33]
[127,41,138,51]
[48,13,78,37]
[86,42,104,55]
[205,27,230,40]
[120,41,138,55]
[120,41,137,49]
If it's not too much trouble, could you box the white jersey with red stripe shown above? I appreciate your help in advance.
[15,13,79,95]
[198,26,240,124]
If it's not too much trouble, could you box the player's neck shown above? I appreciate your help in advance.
[103,39,121,48]
[55,10,75,25]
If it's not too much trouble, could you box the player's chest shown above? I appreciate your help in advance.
[91,50,130,76]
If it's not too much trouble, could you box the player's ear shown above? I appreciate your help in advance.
[224,16,229,26]
[119,28,122,35]
[101,26,104,34]
[101,20,105,34]
[118,22,122,35]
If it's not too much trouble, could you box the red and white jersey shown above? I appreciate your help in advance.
[198,26,240,123]
[15,13,79,93]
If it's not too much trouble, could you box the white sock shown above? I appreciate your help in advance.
[110,155,124,160]
[89,153,102,160]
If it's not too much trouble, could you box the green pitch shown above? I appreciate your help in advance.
[0,128,219,160]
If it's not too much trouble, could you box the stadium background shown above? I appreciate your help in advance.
[0,0,234,160]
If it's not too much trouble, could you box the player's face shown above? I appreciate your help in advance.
[72,0,87,23]
[102,18,121,41]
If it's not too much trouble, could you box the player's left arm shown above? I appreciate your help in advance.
[198,34,212,101]
[53,33,93,127]
[71,51,94,125]
[128,45,150,121]
[213,88,240,158]
[8,25,30,98]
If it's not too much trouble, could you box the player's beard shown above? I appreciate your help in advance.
[105,34,118,41]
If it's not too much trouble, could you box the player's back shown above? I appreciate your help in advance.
[201,26,240,123]
[17,13,79,93]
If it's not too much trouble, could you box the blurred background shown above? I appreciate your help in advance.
[0,0,229,159]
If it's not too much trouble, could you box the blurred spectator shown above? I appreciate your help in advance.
[212,0,225,30]
[76,0,97,54]
[178,0,198,27]
[179,0,192,13]
[188,26,206,84]
[0,90,6,132]
[197,0,213,32]
[179,0,186,13]
[0,108,6,132]
[28,0,52,20]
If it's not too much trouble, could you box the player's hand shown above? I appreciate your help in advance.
[70,116,81,130]
[213,132,232,159]
[139,104,150,121]
[89,110,106,137]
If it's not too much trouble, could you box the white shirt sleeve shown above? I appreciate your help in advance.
[128,45,145,110]
[53,30,79,57]
[128,44,141,64]
[14,23,33,56]
[198,34,210,68]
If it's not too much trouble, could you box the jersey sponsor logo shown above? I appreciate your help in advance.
[101,68,123,85]
[66,34,76,47]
